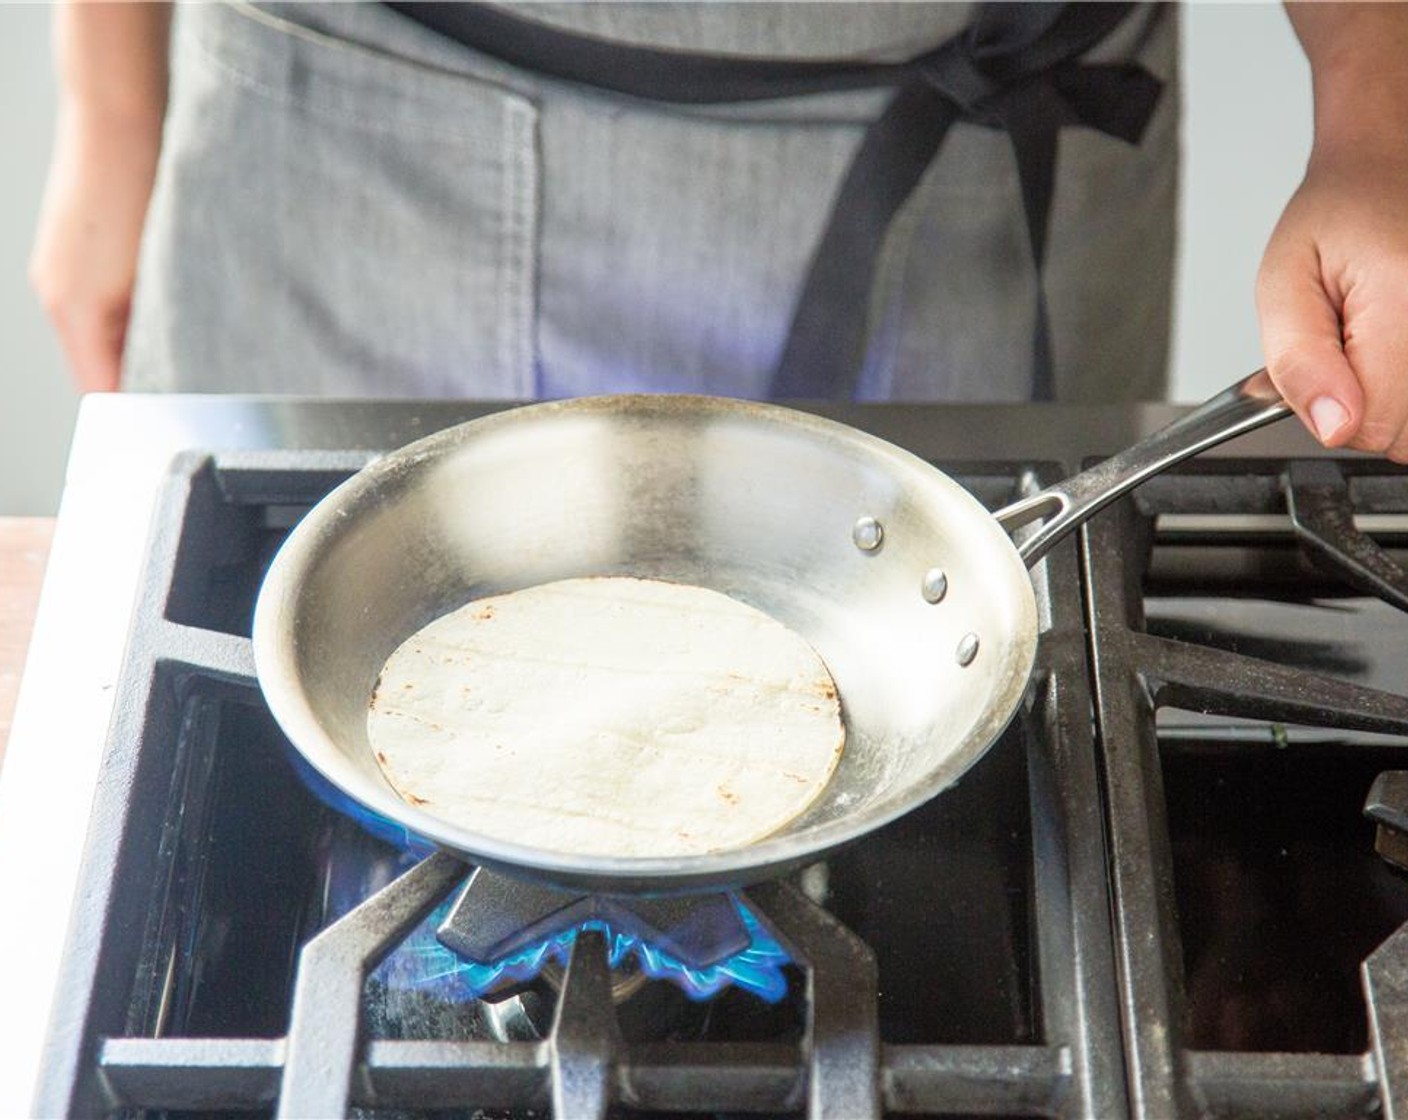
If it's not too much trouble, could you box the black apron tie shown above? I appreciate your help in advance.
[388,2,1163,401]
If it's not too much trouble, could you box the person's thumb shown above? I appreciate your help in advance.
[1256,240,1363,448]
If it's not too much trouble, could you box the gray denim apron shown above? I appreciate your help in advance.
[123,1,1178,402]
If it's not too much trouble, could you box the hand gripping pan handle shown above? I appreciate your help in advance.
[994,369,1293,567]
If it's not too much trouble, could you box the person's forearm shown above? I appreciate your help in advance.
[30,2,173,393]
[54,1,172,126]
[1286,3,1408,160]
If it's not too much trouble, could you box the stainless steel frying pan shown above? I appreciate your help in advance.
[252,371,1290,893]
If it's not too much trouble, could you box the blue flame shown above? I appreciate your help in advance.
[283,742,792,1002]
[372,894,790,1003]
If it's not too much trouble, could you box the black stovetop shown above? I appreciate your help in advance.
[27,402,1408,1119]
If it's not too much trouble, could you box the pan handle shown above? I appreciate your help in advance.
[993,369,1292,568]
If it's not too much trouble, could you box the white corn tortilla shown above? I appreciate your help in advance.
[366,576,844,857]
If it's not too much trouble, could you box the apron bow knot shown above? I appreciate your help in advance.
[915,39,1005,118]
[776,5,1165,400]
[387,1,1165,401]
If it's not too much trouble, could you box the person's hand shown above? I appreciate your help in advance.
[1263,3,1408,463]
[29,104,163,394]
[1256,149,1408,462]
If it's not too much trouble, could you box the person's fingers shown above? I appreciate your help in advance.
[1258,160,1408,463]
[1256,232,1364,448]
[1339,278,1408,462]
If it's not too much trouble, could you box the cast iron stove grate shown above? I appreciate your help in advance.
[37,450,1121,1119]
[1083,457,1408,1118]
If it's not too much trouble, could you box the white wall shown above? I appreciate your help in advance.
[1171,2,1313,402]
[0,3,1314,514]
[0,4,76,517]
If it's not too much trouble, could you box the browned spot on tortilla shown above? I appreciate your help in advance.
[717,784,740,805]
[816,679,838,701]
[375,751,388,764]
[782,770,810,784]
[405,792,430,806]
[474,605,496,621]
[402,682,414,690]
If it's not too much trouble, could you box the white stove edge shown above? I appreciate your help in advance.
[0,397,320,1112]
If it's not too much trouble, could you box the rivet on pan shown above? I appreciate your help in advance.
[852,516,884,553]
[921,568,948,603]
[956,633,980,667]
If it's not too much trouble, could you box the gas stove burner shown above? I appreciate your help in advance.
[440,869,752,967]
[51,405,1408,1118]
[434,868,791,1002]
[291,711,794,1004]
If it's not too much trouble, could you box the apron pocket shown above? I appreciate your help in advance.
[127,1,539,396]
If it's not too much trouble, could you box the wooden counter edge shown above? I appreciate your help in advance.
[0,518,57,770]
